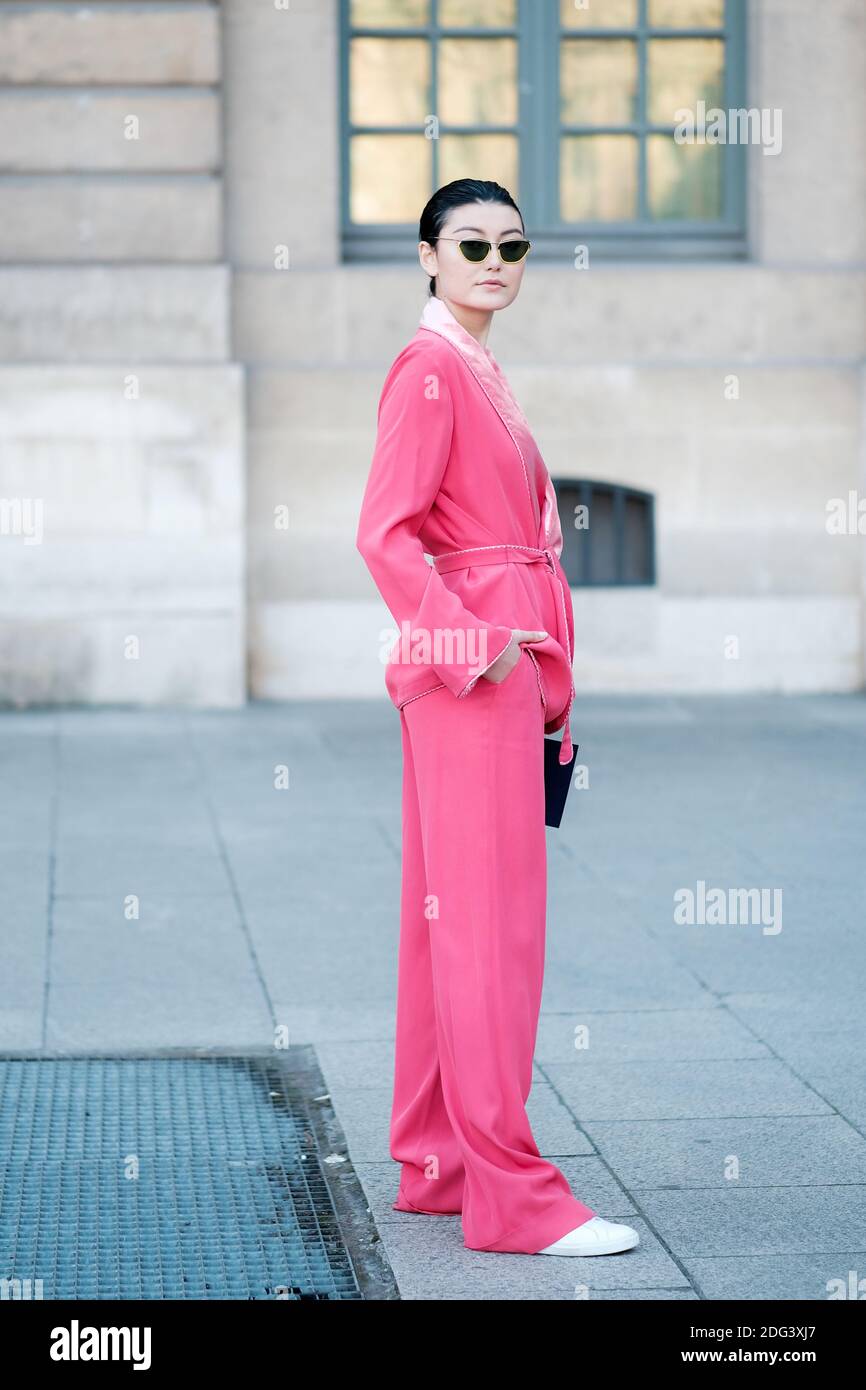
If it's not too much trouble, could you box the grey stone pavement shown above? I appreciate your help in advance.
[2,692,866,1301]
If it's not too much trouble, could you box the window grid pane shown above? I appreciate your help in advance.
[560,0,639,28]
[560,39,639,125]
[647,133,723,218]
[439,0,516,26]
[439,133,518,193]
[439,38,518,125]
[561,134,637,220]
[350,0,430,26]
[649,0,724,26]
[647,37,725,125]
[349,38,430,127]
[350,133,432,223]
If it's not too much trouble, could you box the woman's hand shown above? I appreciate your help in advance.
[481,630,548,684]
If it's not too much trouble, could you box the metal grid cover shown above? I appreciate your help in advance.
[0,1054,364,1300]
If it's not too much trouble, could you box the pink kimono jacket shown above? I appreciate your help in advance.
[356,293,575,765]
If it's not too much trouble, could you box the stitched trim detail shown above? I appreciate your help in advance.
[398,683,446,709]
[435,543,547,560]
[523,645,547,712]
[457,632,515,698]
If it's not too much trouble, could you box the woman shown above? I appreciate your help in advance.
[356,178,639,1259]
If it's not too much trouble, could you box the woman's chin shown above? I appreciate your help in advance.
[464,287,516,312]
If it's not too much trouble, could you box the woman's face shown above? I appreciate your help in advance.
[419,201,528,314]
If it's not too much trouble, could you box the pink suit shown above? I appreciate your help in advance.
[356,293,596,1253]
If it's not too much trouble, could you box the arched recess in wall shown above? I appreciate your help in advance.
[552,480,656,588]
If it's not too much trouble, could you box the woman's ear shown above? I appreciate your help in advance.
[418,240,438,280]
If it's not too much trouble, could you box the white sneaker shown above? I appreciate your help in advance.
[537,1216,640,1257]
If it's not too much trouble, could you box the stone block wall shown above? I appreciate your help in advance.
[0,0,245,705]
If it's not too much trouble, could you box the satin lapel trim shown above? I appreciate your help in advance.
[418,295,540,531]
[542,472,564,559]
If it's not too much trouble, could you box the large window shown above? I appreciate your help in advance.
[341,0,747,260]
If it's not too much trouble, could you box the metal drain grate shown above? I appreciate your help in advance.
[0,1054,365,1300]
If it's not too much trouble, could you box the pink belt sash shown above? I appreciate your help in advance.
[430,544,575,765]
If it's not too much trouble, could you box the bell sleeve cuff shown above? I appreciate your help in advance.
[456,631,515,697]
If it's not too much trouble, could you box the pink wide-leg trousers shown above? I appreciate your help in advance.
[390,644,596,1254]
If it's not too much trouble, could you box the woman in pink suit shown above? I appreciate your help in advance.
[356,179,639,1259]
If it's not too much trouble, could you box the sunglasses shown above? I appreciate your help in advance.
[434,236,532,265]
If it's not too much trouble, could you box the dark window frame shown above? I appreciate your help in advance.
[554,477,657,587]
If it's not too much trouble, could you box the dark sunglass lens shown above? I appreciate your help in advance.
[500,240,530,262]
[460,241,490,262]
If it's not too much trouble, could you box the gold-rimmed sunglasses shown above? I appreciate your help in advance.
[433,236,532,264]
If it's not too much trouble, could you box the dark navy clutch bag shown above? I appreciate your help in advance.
[544,735,578,828]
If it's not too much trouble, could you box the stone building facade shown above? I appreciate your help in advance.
[0,0,864,705]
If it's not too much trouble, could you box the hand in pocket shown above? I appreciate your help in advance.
[481,629,548,684]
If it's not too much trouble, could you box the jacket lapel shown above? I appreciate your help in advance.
[418,295,540,532]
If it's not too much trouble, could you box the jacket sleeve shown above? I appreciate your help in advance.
[356,348,515,697]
